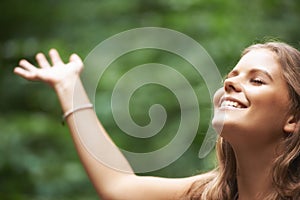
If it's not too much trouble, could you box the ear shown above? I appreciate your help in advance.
[283,115,297,133]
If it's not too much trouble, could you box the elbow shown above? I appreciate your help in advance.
[94,175,137,200]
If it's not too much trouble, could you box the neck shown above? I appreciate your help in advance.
[231,141,279,200]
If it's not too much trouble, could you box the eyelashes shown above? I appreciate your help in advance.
[223,68,273,86]
[250,78,265,85]
[222,76,266,85]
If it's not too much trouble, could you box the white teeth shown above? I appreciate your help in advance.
[221,100,243,108]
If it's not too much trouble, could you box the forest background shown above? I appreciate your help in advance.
[1,0,300,199]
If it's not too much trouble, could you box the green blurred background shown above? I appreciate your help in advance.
[0,0,299,199]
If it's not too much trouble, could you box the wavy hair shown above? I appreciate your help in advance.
[185,42,300,200]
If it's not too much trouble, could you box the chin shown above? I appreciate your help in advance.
[212,109,227,133]
[212,116,243,139]
[212,117,224,135]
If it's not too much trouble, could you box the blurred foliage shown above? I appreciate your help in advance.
[0,0,300,199]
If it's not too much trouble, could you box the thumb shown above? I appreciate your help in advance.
[69,53,83,66]
[69,53,84,73]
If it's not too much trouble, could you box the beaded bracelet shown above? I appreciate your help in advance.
[62,103,93,124]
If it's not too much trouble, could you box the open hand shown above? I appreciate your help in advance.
[14,49,83,88]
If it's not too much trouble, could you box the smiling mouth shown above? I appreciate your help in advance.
[220,100,247,109]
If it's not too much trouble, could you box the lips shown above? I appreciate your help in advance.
[219,96,248,109]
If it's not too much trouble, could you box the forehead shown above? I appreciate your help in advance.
[232,49,282,78]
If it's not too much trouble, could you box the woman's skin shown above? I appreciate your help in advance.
[14,48,297,200]
[213,49,297,200]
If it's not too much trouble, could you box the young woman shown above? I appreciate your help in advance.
[14,41,300,200]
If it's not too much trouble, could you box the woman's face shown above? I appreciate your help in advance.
[212,49,291,145]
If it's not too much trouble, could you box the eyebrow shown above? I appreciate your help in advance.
[226,68,274,81]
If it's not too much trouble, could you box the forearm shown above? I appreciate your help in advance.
[15,50,198,199]
[55,77,134,197]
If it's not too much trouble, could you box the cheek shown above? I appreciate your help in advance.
[256,90,289,114]
[249,92,290,129]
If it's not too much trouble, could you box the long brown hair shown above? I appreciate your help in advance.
[185,42,300,200]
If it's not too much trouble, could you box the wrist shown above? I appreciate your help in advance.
[54,77,91,113]
[53,75,80,95]
[53,76,81,111]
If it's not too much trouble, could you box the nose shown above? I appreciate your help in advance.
[223,77,242,93]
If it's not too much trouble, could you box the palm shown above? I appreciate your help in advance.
[31,61,81,84]
[14,49,83,87]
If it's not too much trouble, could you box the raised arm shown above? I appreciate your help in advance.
[14,49,207,200]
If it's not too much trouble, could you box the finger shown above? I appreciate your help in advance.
[18,59,38,71]
[69,53,83,65]
[49,48,64,65]
[14,67,37,80]
[36,53,51,68]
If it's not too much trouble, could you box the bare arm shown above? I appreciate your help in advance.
[14,49,206,199]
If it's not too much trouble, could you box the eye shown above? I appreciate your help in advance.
[250,78,265,85]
